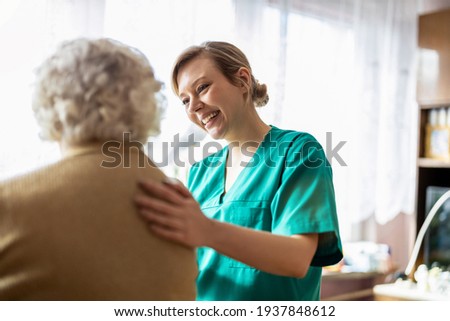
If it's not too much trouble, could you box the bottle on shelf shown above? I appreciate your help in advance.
[447,107,450,127]
[425,107,450,161]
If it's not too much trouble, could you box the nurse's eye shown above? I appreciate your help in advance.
[181,98,190,107]
[196,83,209,95]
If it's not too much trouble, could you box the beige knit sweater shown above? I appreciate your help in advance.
[0,146,197,300]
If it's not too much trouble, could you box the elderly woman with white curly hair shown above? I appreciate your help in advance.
[0,38,197,300]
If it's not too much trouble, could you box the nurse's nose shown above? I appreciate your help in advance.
[187,97,203,114]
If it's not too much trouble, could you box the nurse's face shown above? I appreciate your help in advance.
[177,56,248,141]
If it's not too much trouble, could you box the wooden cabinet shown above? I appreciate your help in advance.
[417,9,450,105]
[414,9,450,274]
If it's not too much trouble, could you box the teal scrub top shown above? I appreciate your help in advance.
[187,126,343,301]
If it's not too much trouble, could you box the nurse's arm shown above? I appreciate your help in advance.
[135,179,318,278]
[206,220,318,278]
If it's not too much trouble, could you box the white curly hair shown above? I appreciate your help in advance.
[32,37,164,145]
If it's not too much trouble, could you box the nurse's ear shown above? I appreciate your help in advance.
[236,67,251,94]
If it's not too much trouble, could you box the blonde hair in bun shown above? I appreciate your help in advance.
[252,80,269,107]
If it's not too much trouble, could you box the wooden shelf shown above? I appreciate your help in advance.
[322,271,384,280]
[418,158,450,168]
[419,101,450,109]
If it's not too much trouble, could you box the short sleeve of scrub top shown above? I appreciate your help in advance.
[188,126,343,301]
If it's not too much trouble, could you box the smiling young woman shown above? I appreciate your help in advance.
[135,41,343,301]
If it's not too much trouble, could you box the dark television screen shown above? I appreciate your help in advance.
[424,186,450,268]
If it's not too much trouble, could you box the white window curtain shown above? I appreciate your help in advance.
[0,0,418,243]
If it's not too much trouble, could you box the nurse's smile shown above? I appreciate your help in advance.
[203,111,221,130]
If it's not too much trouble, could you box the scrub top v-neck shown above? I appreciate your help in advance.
[187,126,343,301]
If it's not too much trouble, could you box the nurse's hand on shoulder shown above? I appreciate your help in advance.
[135,179,318,278]
[134,178,212,248]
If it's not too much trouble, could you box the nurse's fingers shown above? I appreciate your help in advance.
[149,224,190,247]
[139,209,183,231]
[137,179,186,205]
[162,178,192,198]
[135,195,181,218]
